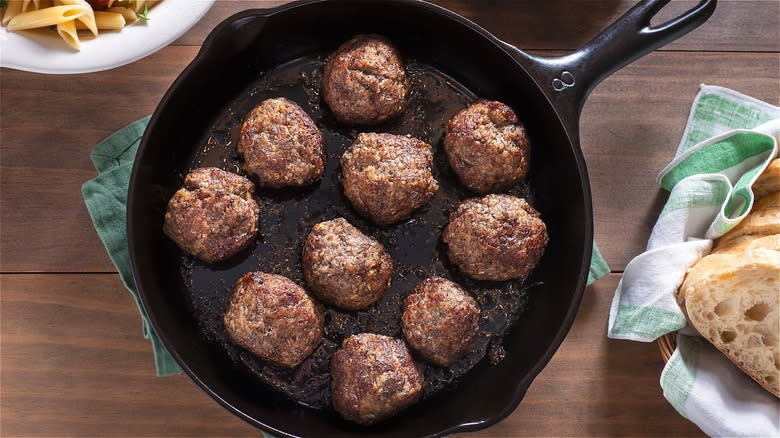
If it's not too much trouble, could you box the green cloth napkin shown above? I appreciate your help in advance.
[82,116,181,377]
[588,242,609,286]
[82,117,609,378]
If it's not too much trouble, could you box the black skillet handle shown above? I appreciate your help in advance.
[504,0,716,141]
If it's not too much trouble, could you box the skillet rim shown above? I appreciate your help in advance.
[127,0,594,436]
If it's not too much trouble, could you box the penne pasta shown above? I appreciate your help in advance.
[94,10,125,29]
[107,6,136,23]
[21,0,40,13]
[2,0,161,49]
[59,0,97,35]
[56,18,79,50]
[2,1,24,26]
[7,5,86,30]
[74,10,124,30]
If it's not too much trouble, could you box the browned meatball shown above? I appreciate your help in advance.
[330,333,424,425]
[444,101,530,193]
[302,217,392,310]
[442,194,548,281]
[322,35,409,125]
[341,133,439,225]
[402,277,480,366]
[238,97,325,188]
[223,272,324,368]
[163,167,260,263]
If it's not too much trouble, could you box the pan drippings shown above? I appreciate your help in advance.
[183,56,535,409]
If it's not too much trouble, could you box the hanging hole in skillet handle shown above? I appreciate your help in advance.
[501,0,717,141]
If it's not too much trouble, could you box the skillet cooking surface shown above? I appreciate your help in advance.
[131,0,715,434]
[129,1,605,434]
[182,54,541,409]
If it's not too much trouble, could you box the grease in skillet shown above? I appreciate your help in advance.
[182,54,535,410]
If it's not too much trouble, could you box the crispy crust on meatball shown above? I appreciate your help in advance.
[238,97,325,188]
[163,167,260,263]
[223,272,324,368]
[442,194,548,281]
[444,101,530,193]
[302,218,393,310]
[330,333,424,425]
[322,35,409,125]
[341,133,439,225]
[402,277,481,366]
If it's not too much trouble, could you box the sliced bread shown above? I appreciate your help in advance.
[714,233,780,254]
[715,192,780,249]
[678,246,780,397]
[753,158,780,199]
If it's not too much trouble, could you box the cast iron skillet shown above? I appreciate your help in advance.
[127,1,716,436]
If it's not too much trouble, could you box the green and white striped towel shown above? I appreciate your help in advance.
[607,85,779,437]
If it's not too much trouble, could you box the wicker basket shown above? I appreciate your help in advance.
[658,333,677,362]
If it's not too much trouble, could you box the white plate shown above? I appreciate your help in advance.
[0,0,216,74]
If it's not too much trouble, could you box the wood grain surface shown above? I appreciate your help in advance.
[1,0,778,436]
[173,0,780,52]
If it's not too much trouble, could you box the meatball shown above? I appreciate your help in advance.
[163,167,260,263]
[402,277,481,366]
[238,97,325,188]
[331,333,424,425]
[341,133,439,225]
[223,272,324,368]
[442,194,548,281]
[302,218,393,310]
[444,101,530,193]
[322,35,409,125]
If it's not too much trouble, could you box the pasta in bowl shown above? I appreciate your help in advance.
[0,0,215,73]
[4,0,161,50]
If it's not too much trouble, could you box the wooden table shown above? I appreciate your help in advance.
[2,1,778,436]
